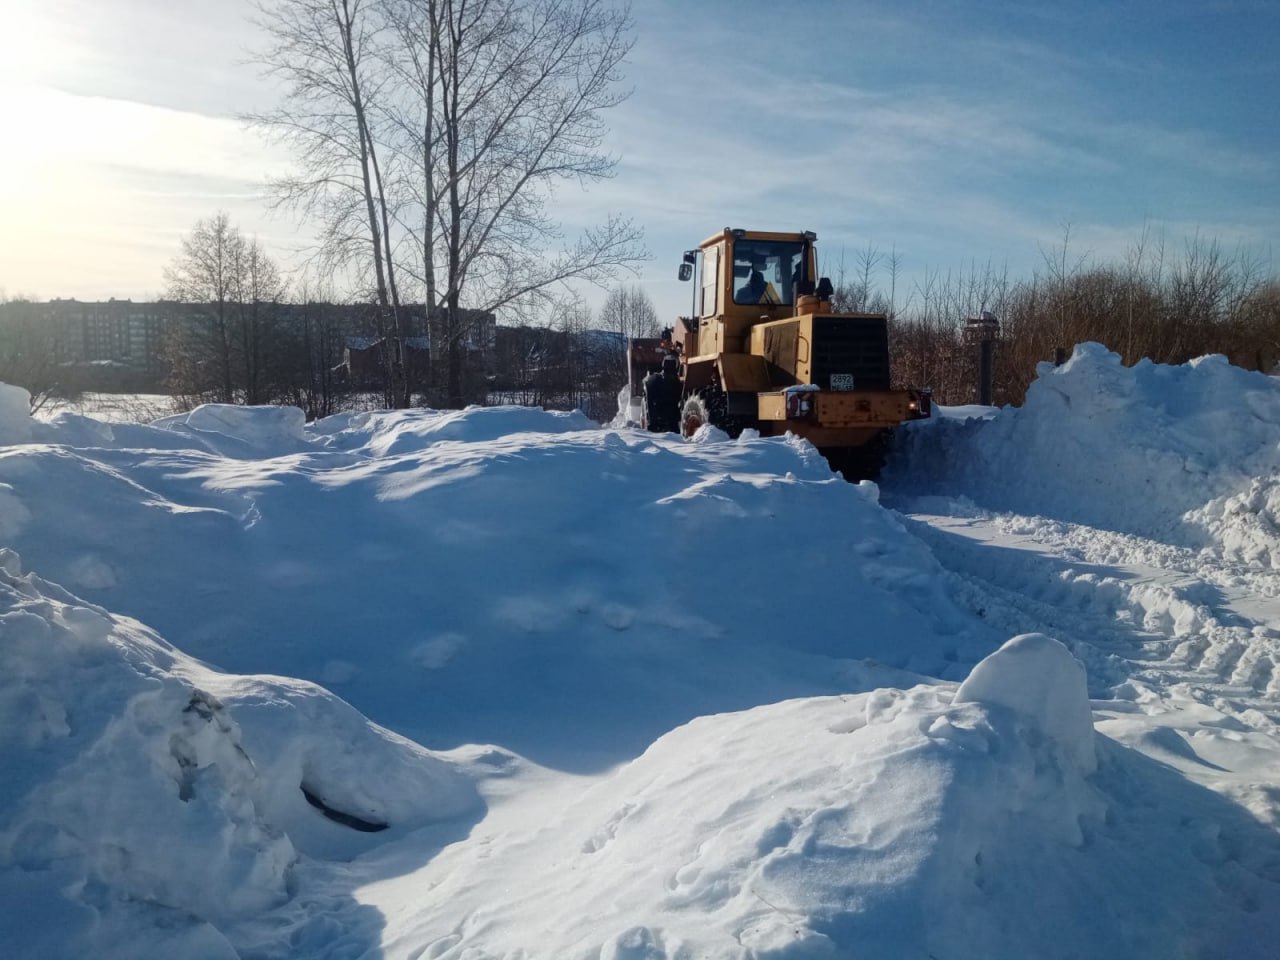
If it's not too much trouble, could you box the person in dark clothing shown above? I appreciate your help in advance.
[643,355,681,432]
[735,269,763,303]
[736,265,779,305]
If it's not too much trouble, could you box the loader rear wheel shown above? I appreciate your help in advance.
[643,373,680,433]
[821,432,889,482]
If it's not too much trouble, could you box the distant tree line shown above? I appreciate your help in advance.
[832,229,1280,406]
[8,222,1277,421]
[0,208,659,423]
[490,285,659,420]
[157,213,659,421]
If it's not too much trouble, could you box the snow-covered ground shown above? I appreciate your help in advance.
[35,392,178,424]
[3,344,1280,958]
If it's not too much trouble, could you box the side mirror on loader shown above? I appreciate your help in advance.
[678,262,693,281]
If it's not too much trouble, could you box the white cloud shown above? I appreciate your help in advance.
[0,84,310,299]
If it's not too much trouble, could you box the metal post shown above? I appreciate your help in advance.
[978,339,995,405]
[963,311,1001,406]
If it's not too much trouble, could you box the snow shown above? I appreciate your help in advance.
[889,342,1280,549]
[3,342,1280,957]
[36,393,177,425]
[953,633,1097,774]
[0,383,34,444]
[154,403,308,454]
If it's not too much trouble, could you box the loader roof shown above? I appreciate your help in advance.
[699,228,814,249]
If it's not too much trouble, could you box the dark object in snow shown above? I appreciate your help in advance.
[301,784,389,833]
[642,359,681,433]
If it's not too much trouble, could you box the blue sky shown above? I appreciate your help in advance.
[1,0,1276,323]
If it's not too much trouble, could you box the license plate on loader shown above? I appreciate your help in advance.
[830,373,855,391]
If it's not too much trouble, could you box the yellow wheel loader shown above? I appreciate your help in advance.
[627,228,931,479]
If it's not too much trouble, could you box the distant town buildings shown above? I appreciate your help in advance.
[0,298,497,394]
[0,297,627,422]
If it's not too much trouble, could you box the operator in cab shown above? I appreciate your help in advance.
[735,256,781,306]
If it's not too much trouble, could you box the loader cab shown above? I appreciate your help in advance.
[679,228,820,360]
[689,229,816,319]
[730,238,810,307]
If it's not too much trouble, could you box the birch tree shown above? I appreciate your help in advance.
[402,0,646,406]
[251,0,410,407]
[164,213,243,403]
[254,0,646,408]
[164,213,288,406]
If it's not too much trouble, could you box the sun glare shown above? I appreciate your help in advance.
[1,5,64,86]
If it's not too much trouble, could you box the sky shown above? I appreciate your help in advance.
[1,0,1276,323]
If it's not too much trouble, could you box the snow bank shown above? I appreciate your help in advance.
[153,403,309,457]
[5,385,1280,958]
[1189,477,1280,569]
[0,382,33,444]
[889,343,1280,555]
[197,672,477,861]
[392,637,1277,959]
[0,551,475,958]
[0,403,996,772]
[310,404,597,457]
[0,556,291,955]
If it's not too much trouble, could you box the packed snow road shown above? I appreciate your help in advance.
[885,342,1280,830]
[889,497,1280,824]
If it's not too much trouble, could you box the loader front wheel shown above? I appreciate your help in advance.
[680,394,712,438]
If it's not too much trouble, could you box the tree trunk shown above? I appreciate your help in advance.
[337,0,404,409]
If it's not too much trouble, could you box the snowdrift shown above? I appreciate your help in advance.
[0,551,476,959]
[373,634,1280,960]
[0,399,995,772]
[3,373,1280,958]
[888,342,1280,562]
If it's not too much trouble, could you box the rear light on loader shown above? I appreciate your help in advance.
[785,388,818,420]
[909,390,933,418]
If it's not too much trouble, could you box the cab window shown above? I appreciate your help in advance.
[700,244,720,316]
[732,240,806,306]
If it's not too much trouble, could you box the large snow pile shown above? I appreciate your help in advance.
[0,402,993,771]
[0,551,476,959]
[2,380,1280,957]
[888,342,1280,560]
[375,635,1280,960]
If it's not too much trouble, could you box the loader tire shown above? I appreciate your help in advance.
[643,375,679,433]
[680,393,712,438]
[680,386,748,439]
[821,431,888,482]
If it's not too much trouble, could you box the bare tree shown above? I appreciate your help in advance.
[389,0,650,407]
[252,0,647,409]
[0,296,68,414]
[285,271,348,419]
[885,244,903,320]
[232,238,289,405]
[164,213,243,403]
[250,0,410,407]
[599,285,659,340]
[596,283,657,405]
[164,213,289,406]
[855,243,882,313]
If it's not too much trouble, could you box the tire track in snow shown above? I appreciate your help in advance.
[895,500,1280,737]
